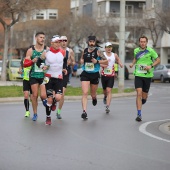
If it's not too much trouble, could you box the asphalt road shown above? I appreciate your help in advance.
[0,80,170,170]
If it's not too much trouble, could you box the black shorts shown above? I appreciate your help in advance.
[101,76,114,89]
[80,71,100,85]
[23,80,32,94]
[135,76,151,93]
[29,77,44,85]
[45,78,63,98]
[62,74,69,88]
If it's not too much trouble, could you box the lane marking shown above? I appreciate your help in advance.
[139,119,170,143]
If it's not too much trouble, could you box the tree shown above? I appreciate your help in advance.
[0,0,45,81]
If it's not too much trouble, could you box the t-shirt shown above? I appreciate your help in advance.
[133,47,158,78]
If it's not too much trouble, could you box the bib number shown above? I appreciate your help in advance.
[85,62,94,71]
[34,63,43,72]
[137,64,147,74]
[104,68,112,75]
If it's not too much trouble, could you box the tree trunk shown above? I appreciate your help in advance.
[1,25,10,81]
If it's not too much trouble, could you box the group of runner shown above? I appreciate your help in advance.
[19,33,160,125]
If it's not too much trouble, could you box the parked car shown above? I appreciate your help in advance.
[152,64,170,83]
[6,59,22,81]
[76,65,129,80]
[0,60,2,77]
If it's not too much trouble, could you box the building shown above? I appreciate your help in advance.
[10,0,71,58]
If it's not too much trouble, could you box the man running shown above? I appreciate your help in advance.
[55,35,75,119]
[18,55,32,117]
[101,42,123,113]
[129,35,160,121]
[80,35,108,120]
[24,32,48,121]
[37,35,66,125]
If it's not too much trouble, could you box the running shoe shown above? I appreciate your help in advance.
[135,115,142,122]
[56,112,62,119]
[105,106,110,114]
[25,111,30,117]
[32,114,38,121]
[81,111,88,120]
[103,96,107,105]
[92,98,97,106]
[45,116,51,125]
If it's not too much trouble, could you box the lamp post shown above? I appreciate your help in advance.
[118,0,126,93]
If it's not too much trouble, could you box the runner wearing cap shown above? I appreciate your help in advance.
[80,35,108,120]
[37,35,67,125]
[55,35,75,119]
[101,42,123,113]
[24,32,48,121]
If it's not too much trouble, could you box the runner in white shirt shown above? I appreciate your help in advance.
[101,42,123,113]
[37,35,67,125]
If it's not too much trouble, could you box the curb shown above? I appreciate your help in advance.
[0,92,136,103]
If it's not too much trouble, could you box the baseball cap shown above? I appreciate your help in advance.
[51,35,61,42]
[60,36,67,40]
[105,42,112,47]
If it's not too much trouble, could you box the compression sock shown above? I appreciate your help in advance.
[24,99,29,111]
[137,110,141,116]
[57,109,61,115]
[142,99,147,105]
[46,104,52,116]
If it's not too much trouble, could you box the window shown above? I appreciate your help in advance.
[36,12,44,19]
[33,9,58,20]
[47,9,58,19]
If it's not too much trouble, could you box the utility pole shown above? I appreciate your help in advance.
[118,0,125,93]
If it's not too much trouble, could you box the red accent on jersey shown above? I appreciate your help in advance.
[23,59,33,67]
[50,47,60,53]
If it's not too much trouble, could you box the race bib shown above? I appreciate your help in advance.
[34,63,43,72]
[137,64,147,74]
[104,68,112,75]
[85,62,94,71]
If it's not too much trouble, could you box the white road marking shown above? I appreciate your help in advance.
[139,119,170,143]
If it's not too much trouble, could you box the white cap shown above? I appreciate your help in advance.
[60,36,67,40]
[105,42,112,47]
[51,35,61,42]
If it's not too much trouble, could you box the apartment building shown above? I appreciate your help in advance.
[11,0,70,57]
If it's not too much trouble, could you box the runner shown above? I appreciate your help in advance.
[18,55,32,117]
[129,35,160,121]
[101,42,123,113]
[55,35,75,119]
[80,35,108,120]
[24,32,48,121]
[37,35,67,125]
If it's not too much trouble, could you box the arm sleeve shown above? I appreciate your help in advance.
[23,59,33,67]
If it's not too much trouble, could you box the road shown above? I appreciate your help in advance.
[0,79,170,170]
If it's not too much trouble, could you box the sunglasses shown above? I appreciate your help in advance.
[62,40,67,42]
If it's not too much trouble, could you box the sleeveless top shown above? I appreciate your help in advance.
[82,47,101,73]
[30,46,46,78]
[101,52,115,77]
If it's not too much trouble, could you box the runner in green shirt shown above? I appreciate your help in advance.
[130,35,160,122]
[24,32,48,121]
